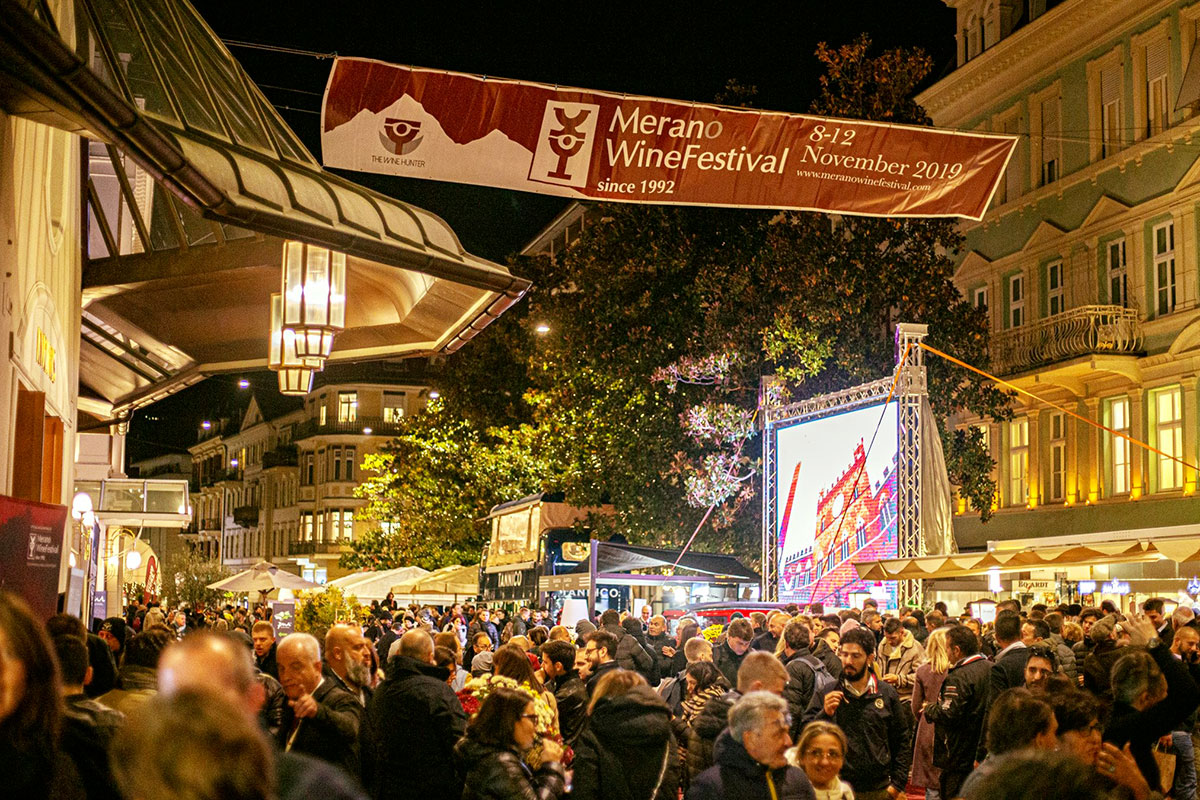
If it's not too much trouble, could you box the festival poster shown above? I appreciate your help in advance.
[322,58,1016,220]
[272,601,295,635]
[0,495,68,621]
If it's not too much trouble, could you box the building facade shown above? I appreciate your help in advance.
[921,0,1200,593]
[189,363,432,583]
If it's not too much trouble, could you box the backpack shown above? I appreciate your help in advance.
[802,654,839,696]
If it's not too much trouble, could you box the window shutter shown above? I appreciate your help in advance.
[1147,38,1168,81]
[1102,65,1121,104]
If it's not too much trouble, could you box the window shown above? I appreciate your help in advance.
[302,453,314,485]
[1049,412,1066,502]
[1040,95,1060,185]
[1108,238,1128,306]
[315,512,324,542]
[383,393,405,424]
[1008,418,1029,506]
[338,392,358,423]
[1154,386,1183,491]
[1009,273,1025,328]
[1101,63,1122,158]
[319,404,327,426]
[1146,39,1169,137]
[332,446,342,481]
[1047,260,1065,316]
[301,512,313,541]
[316,448,325,483]
[344,447,355,482]
[1107,397,1131,495]
[972,286,989,311]
[1154,221,1176,316]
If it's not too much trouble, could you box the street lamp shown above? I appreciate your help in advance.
[281,240,346,360]
[269,293,320,396]
[107,527,144,615]
[535,322,550,334]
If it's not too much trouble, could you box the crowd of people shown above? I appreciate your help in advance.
[2,591,1199,800]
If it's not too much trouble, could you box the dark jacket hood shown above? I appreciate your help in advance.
[713,729,763,776]
[693,689,741,739]
[387,653,449,682]
[587,685,672,748]
[453,736,514,772]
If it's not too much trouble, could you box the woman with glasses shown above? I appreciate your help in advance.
[454,686,566,800]
[789,720,854,799]
[910,627,950,800]
[1049,688,1153,799]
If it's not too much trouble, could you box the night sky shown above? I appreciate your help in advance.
[128,1,958,461]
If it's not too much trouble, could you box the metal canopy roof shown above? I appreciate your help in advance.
[0,0,531,418]
[569,541,760,582]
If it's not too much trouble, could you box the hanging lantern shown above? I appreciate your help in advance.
[277,365,315,395]
[281,240,346,359]
[269,293,322,396]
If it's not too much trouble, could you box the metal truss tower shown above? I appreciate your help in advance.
[895,323,928,608]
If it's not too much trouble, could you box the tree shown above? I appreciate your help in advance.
[160,546,228,610]
[294,586,369,641]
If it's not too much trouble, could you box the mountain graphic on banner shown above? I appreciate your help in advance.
[323,95,586,197]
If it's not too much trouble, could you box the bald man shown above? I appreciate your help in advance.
[362,629,467,800]
[276,633,364,780]
[157,633,366,800]
[324,624,373,706]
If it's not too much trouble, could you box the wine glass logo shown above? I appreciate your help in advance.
[379,118,424,155]
[546,108,593,180]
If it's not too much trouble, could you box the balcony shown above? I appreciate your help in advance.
[263,444,298,469]
[215,469,242,484]
[294,415,405,440]
[288,540,349,556]
[991,305,1143,376]
[233,504,260,528]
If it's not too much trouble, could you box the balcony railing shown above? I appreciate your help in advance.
[991,305,1143,375]
[294,416,405,440]
[288,540,349,556]
[233,504,260,528]
[263,445,298,469]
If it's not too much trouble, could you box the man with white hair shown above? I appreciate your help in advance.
[687,691,816,799]
[157,633,366,800]
[276,633,364,779]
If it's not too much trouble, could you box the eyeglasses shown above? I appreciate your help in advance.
[521,713,539,722]
[804,748,844,760]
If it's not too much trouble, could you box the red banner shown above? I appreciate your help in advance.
[0,495,67,621]
[322,58,1016,220]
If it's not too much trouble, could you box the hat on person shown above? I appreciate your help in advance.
[470,652,494,677]
[1090,615,1117,644]
[839,617,862,636]
[100,617,127,641]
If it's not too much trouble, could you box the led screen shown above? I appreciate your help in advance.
[775,400,898,607]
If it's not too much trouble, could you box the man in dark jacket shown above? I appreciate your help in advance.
[253,621,279,679]
[53,634,124,800]
[1073,607,1103,663]
[571,683,679,799]
[804,627,911,798]
[276,633,364,780]
[1104,613,1200,792]
[1144,597,1176,648]
[751,612,787,653]
[361,630,467,800]
[688,652,787,780]
[646,614,675,678]
[583,629,621,695]
[1082,615,1124,702]
[812,628,843,679]
[324,624,374,707]
[714,618,755,687]
[687,692,816,800]
[541,640,588,747]
[779,621,822,738]
[923,624,991,800]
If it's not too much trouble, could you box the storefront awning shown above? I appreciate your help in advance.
[569,541,760,582]
[0,0,530,418]
[855,525,1200,581]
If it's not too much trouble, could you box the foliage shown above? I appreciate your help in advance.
[160,546,228,610]
[294,585,369,640]
[341,402,552,571]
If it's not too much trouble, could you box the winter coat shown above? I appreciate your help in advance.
[586,659,621,696]
[604,622,655,680]
[1104,642,1200,791]
[686,688,741,780]
[469,620,501,649]
[454,738,566,800]
[361,655,467,800]
[811,638,843,680]
[572,685,679,800]
[84,634,117,699]
[781,649,818,738]
[62,695,124,800]
[987,643,1029,703]
[620,620,661,684]
[686,730,816,800]
[909,662,946,789]
[0,742,86,800]
[549,670,589,747]
[923,654,991,776]
[646,632,675,678]
[805,674,912,793]
[259,671,288,738]
[750,630,779,653]
[873,631,926,702]
[256,641,279,680]
[278,678,363,780]
[97,664,157,716]
[1048,633,1078,680]
[713,640,749,688]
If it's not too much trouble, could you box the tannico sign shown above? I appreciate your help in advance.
[322,58,1017,220]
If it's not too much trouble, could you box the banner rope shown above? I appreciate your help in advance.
[918,341,1198,473]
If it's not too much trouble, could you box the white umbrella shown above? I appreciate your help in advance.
[207,561,321,593]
